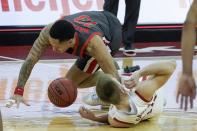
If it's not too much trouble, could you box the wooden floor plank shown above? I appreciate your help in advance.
[0,59,196,131]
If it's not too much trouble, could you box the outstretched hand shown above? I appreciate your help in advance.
[79,106,96,121]
[176,74,196,111]
[6,94,30,108]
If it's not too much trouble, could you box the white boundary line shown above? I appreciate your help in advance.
[0,55,184,63]
[0,55,70,68]
[0,55,197,65]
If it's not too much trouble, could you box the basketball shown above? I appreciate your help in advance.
[48,78,78,108]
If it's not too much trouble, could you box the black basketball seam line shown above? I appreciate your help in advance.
[59,80,71,104]
[57,80,75,106]
[48,89,59,106]
[48,90,58,104]
[49,83,66,107]
[55,78,65,101]
[57,80,72,105]
[50,88,65,107]
[49,86,62,106]
[50,95,62,107]
[54,80,67,103]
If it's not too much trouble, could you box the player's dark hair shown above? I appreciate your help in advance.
[96,74,121,105]
[49,20,75,42]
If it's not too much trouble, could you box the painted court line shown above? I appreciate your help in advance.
[0,55,67,68]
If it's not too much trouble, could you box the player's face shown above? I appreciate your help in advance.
[49,37,74,53]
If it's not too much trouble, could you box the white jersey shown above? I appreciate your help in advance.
[108,90,164,124]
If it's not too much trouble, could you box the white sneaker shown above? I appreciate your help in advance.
[82,92,110,107]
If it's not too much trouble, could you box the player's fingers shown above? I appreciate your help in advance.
[126,85,133,89]
[79,107,86,116]
[184,96,188,111]
[79,109,83,115]
[79,106,85,113]
[180,96,184,109]
[124,82,129,87]
[82,106,87,110]
[79,110,84,117]
[124,80,132,85]
[79,107,82,112]
[126,81,136,89]
[124,82,130,89]
[190,97,193,109]
[5,99,15,108]
[81,106,88,113]
[23,100,30,106]
[193,89,196,99]
[176,93,180,103]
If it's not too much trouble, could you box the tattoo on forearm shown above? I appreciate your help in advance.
[17,59,35,87]
[17,41,47,87]
[16,26,49,87]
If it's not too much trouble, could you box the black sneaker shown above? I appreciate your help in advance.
[124,45,134,50]
[123,45,136,56]
[124,65,140,73]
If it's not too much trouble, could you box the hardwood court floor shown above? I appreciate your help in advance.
[0,58,197,131]
[0,42,193,61]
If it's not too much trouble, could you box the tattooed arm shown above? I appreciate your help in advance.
[17,32,49,87]
[17,26,50,88]
[6,24,52,107]
[6,25,52,108]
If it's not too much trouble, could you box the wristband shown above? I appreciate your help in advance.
[14,87,24,96]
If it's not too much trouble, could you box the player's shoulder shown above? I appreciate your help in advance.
[87,35,102,48]
[34,23,54,46]
[41,23,54,35]
[39,23,54,40]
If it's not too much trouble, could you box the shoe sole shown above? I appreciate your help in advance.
[123,51,136,57]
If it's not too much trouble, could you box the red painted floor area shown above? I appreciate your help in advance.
[0,42,182,61]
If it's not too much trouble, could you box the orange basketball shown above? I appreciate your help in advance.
[48,78,77,108]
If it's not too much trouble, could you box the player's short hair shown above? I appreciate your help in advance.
[49,20,75,42]
[96,74,121,105]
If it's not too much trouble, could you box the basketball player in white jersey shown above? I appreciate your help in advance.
[79,60,176,127]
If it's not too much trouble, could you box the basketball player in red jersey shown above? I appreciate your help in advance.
[177,0,197,111]
[7,11,122,108]
[79,60,176,127]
